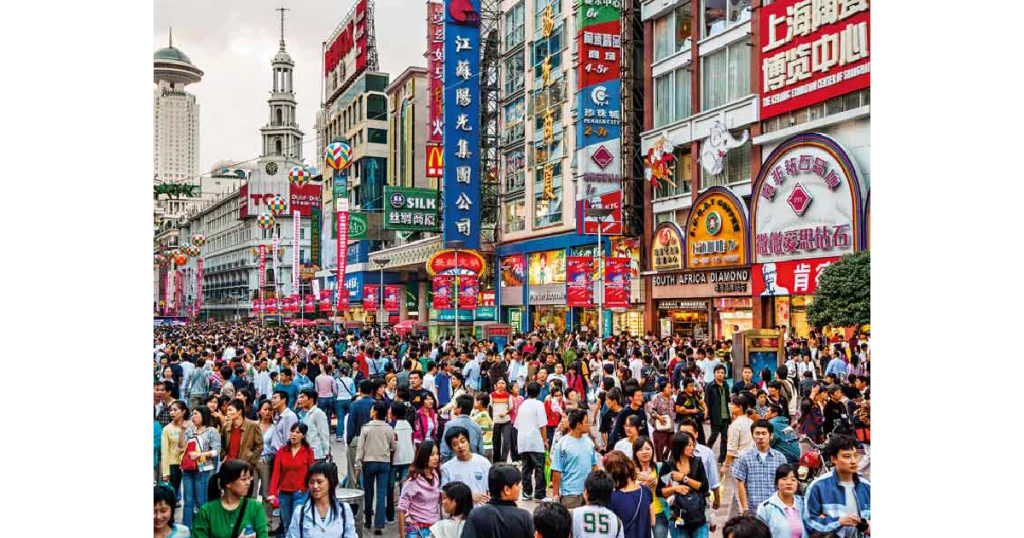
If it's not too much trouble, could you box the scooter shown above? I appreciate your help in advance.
[796,435,831,495]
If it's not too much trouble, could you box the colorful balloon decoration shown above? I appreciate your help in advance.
[324,141,352,170]
[267,194,288,215]
[190,234,205,247]
[155,253,166,264]
[174,254,188,266]
[288,166,311,187]
[163,249,176,258]
[257,212,276,230]
[184,245,201,257]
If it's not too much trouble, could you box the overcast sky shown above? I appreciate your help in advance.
[154,0,426,174]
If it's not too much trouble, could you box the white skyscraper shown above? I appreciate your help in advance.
[154,29,203,219]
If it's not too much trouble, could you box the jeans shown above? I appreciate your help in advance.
[363,461,391,529]
[671,523,709,538]
[278,490,309,533]
[520,452,545,500]
[386,464,410,521]
[182,469,211,529]
[707,421,729,463]
[405,528,432,538]
[653,510,669,538]
[256,457,273,523]
[318,397,335,433]
[492,422,511,463]
[335,400,352,440]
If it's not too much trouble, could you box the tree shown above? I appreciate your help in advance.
[806,251,870,330]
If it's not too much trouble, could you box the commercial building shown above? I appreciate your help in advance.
[154,29,203,221]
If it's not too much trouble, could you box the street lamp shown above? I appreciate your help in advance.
[585,207,613,351]
[445,240,464,343]
[373,258,390,338]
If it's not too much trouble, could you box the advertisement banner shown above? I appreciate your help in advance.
[319,290,333,312]
[252,298,262,313]
[292,211,300,294]
[651,222,684,272]
[258,244,267,308]
[752,257,840,297]
[265,297,278,314]
[442,0,482,250]
[433,274,454,310]
[304,294,316,313]
[384,285,402,312]
[577,5,623,199]
[288,183,322,217]
[385,186,440,231]
[685,187,749,269]
[324,0,369,90]
[759,0,870,120]
[347,212,368,240]
[478,290,495,306]
[499,254,526,287]
[426,144,443,178]
[427,0,444,144]
[458,275,478,310]
[610,237,641,279]
[363,285,380,308]
[426,249,487,276]
[335,169,350,310]
[196,258,203,311]
[566,256,595,307]
[310,206,321,267]
[577,190,623,235]
[604,257,630,308]
[528,250,567,285]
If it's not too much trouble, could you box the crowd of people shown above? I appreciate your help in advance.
[154,322,871,538]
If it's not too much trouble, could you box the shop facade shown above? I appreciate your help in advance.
[648,186,753,341]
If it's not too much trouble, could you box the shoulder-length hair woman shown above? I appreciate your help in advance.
[656,432,709,538]
[398,440,442,538]
[154,484,191,538]
[192,459,267,538]
[288,461,358,538]
[428,481,473,538]
[180,406,221,530]
[755,463,807,538]
[605,451,654,538]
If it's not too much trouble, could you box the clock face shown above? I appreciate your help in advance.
[265,162,278,175]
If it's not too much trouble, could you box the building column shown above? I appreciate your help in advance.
[418,278,428,321]
[399,272,409,321]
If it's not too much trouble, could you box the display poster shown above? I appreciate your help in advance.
[528,249,567,285]
[566,256,595,307]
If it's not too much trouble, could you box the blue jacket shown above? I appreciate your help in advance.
[769,416,801,464]
[346,397,376,444]
[439,415,484,462]
[756,493,809,538]
[435,372,452,408]
[803,470,871,534]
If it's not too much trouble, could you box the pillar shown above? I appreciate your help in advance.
[399,272,409,321]
[418,278,428,321]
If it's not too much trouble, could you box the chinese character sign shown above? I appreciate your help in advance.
[433,274,454,310]
[427,0,445,144]
[759,0,870,119]
[751,257,840,297]
[685,189,749,269]
[750,133,864,264]
[576,0,623,201]
[319,290,333,312]
[384,187,440,231]
[604,257,630,308]
[566,256,595,307]
[442,0,481,249]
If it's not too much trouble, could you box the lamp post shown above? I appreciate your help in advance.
[446,240,464,343]
[585,207,613,351]
[373,258,390,338]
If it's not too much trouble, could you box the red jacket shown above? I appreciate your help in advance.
[269,445,315,495]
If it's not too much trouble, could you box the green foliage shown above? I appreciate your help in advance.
[806,251,870,330]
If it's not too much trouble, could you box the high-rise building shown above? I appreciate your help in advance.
[154,29,203,220]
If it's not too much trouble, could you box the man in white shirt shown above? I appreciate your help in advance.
[253,359,273,399]
[721,394,755,519]
[513,381,549,501]
[441,426,492,503]
[222,344,237,362]
[628,353,643,381]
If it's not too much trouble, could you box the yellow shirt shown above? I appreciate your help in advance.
[160,423,185,477]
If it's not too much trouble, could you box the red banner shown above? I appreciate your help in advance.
[282,295,297,313]
[258,245,267,310]
[426,0,444,144]
[288,183,322,217]
[751,257,840,297]
[319,290,333,312]
[604,257,630,308]
[304,294,316,313]
[432,275,453,310]
[252,298,262,313]
[336,173,349,311]
[363,285,380,308]
[458,275,478,310]
[566,256,595,307]
[265,297,278,314]
[384,285,402,312]
[197,258,203,312]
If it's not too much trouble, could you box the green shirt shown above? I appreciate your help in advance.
[192,498,268,538]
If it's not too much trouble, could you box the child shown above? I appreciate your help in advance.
[470,393,494,459]
[572,470,624,538]
[429,482,473,538]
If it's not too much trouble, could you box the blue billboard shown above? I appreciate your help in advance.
[442,0,482,250]
[576,79,622,148]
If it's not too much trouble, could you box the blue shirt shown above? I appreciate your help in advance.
[462,360,481,391]
[439,415,484,462]
[275,382,300,411]
[825,358,848,377]
[550,434,598,496]
[345,397,376,444]
[732,447,788,512]
[435,372,452,408]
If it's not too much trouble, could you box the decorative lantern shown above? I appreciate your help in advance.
[267,194,288,215]
[174,254,188,266]
[324,141,353,170]
[155,253,166,264]
[190,234,205,247]
[257,212,276,230]
[288,166,311,187]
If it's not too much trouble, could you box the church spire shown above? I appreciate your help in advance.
[168,26,173,48]
[276,7,290,51]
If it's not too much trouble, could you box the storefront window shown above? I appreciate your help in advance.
[703,0,751,39]
[533,305,567,334]
[504,54,525,95]
[659,308,710,339]
[790,296,814,338]
[701,40,750,111]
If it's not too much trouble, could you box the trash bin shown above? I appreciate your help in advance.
[337,488,365,538]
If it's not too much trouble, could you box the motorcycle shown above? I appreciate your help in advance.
[796,435,831,495]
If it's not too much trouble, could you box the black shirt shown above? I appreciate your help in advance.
[640,365,657,392]
[609,404,648,449]
[407,388,429,410]
[462,500,534,538]
[732,380,757,394]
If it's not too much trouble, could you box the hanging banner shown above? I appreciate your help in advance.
[319,290,333,312]
[304,294,316,313]
[433,274,454,310]
[281,295,296,314]
[566,256,595,307]
[312,279,321,299]
[272,236,280,298]
[458,275,479,310]
[196,258,204,312]
[363,285,380,307]
[311,206,321,268]
[384,285,402,312]
[604,257,630,308]
[292,211,301,295]
[164,268,172,315]
[335,169,350,310]
[258,244,267,309]
[265,297,278,314]
[252,298,262,314]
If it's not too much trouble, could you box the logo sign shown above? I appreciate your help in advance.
[751,133,864,264]
[384,187,440,231]
[478,291,496,306]
[577,190,623,235]
[426,248,486,276]
[288,183,322,217]
[752,257,840,297]
[325,0,370,93]
[348,212,368,239]
[442,0,482,250]
[652,269,751,296]
[426,144,443,178]
[759,0,870,120]
[528,284,567,305]
[427,1,445,144]
[700,121,749,176]
[685,187,749,269]
[652,221,684,272]
[577,4,623,199]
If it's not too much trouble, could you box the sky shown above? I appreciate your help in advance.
[154,0,427,175]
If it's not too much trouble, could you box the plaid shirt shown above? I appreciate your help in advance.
[732,447,787,512]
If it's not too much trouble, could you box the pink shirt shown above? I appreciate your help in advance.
[315,374,337,398]
[783,507,803,538]
[397,474,441,527]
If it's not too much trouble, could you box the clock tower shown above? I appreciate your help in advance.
[259,7,304,172]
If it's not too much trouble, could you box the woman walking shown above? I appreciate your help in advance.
[397,440,442,538]
[255,400,276,525]
[633,437,669,538]
[656,432,709,538]
[412,393,439,449]
[161,400,189,505]
[181,406,221,530]
[754,464,807,538]
[428,482,473,538]
[286,462,358,538]
[269,423,316,536]
[192,459,268,538]
[605,450,654,538]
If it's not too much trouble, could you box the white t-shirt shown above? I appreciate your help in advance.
[629,358,643,381]
[394,420,415,466]
[514,398,548,453]
[440,454,491,495]
[613,438,634,459]
[424,372,436,394]
[572,505,624,538]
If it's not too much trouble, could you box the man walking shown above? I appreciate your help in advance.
[461,465,535,538]
[513,382,548,501]
[297,389,331,462]
[550,409,598,509]
[705,364,731,463]
[346,380,377,487]
[441,426,492,503]
[732,419,787,516]
[220,399,264,494]
[439,394,484,462]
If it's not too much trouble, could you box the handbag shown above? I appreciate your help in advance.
[654,413,673,432]
[673,489,706,527]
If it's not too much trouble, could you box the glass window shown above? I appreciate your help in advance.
[503,197,526,234]
[727,41,750,102]
[654,74,672,128]
[368,128,387,145]
[702,48,727,110]
[674,67,691,121]
[504,54,525,95]
[702,41,749,111]
[675,1,693,52]
[504,148,526,193]
[505,2,525,49]
[654,15,672,61]
[533,161,563,228]
[701,130,750,188]
[366,94,387,120]
[534,0,562,38]
[703,0,751,39]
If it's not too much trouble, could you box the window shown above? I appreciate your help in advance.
[534,0,562,37]
[703,0,751,39]
[674,67,691,121]
[701,129,750,188]
[368,128,388,144]
[366,94,387,120]
[533,161,563,228]
[655,146,693,200]
[503,197,526,233]
[676,2,693,52]
[654,15,672,61]
[654,74,672,128]
[504,148,526,193]
[701,41,749,111]
[300,228,306,240]
[504,2,525,50]
[504,54,525,95]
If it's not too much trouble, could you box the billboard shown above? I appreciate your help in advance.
[384,186,440,231]
[288,183,322,217]
[759,0,870,120]
[577,190,623,235]
[427,0,444,144]
[604,257,630,308]
[426,144,443,178]
[325,0,369,94]
[752,257,840,297]
[499,254,526,287]
[566,256,595,307]
[576,4,622,201]
[528,250,566,285]
[684,187,749,269]
[442,0,482,250]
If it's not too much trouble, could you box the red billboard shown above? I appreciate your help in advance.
[325,0,369,88]
[566,256,595,307]
[384,285,402,312]
[238,183,249,219]
[288,183,322,217]
[363,285,380,307]
[577,190,623,235]
[759,0,870,120]
[751,257,840,297]
[426,1,444,145]
[432,274,453,310]
[319,290,333,312]
[458,275,479,310]
[604,257,630,308]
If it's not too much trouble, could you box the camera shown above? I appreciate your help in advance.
[856,519,869,533]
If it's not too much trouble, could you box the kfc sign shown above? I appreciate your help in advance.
[759,0,870,120]
[325,0,369,90]
[752,257,840,297]
[750,133,864,264]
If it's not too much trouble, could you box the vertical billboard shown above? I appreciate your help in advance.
[442,0,481,249]
[604,257,630,308]
[576,1,622,206]
[566,256,595,307]
[427,1,444,144]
